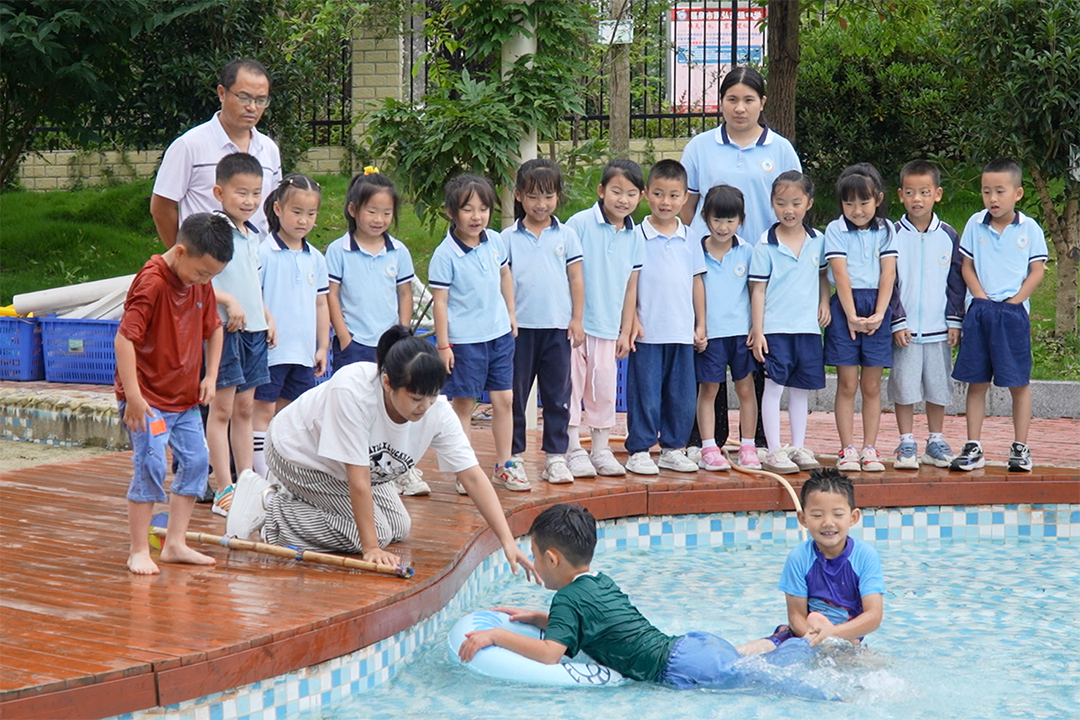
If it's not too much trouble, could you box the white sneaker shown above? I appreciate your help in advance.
[566,448,597,478]
[786,446,821,471]
[394,466,431,496]
[591,447,626,476]
[658,448,698,472]
[226,470,272,539]
[455,479,468,495]
[762,448,799,475]
[492,458,531,491]
[542,455,574,484]
[626,451,659,475]
[685,446,702,464]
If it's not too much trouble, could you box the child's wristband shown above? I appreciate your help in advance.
[438,344,452,351]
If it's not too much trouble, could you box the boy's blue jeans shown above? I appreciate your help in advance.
[625,342,696,454]
[120,403,209,503]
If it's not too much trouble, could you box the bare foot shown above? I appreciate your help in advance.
[159,544,217,566]
[128,550,161,575]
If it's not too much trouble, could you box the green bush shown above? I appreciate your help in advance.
[795,14,965,185]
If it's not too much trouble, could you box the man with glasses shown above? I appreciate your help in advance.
[151,59,282,248]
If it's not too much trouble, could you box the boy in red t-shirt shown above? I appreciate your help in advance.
[115,213,234,574]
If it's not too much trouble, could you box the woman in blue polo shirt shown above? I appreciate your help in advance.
[680,66,802,458]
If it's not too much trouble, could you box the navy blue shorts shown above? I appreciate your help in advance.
[763,333,826,390]
[254,364,317,403]
[953,298,1031,387]
[331,336,376,375]
[824,289,893,368]
[695,335,755,383]
[217,329,270,392]
[443,332,515,398]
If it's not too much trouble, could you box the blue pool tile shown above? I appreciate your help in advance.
[748,517,758,530]
[663,521,673,534]
[210,704,223,720]
[1019,525,1031,536]
[263,689,275,709]
[276,703,287,720]
[966,512,979,525]
[332,668,342,687]
[300,679,308,698]
[941,526,953,538]
[686,534,698,546]
[864,515,876,528]
[928,513,939,525]
[1006,504,1018,510]
[786,516,798,529]
[639,522,650,536]
[1044,526,1057,537]
[723,532,734,545]
[992,512,1004,524]
[1071,510,1080,523]
[902,515,914,527]
[876,527,888,540]
[616,538,627,548]
[711,519,723,532]
[650,535,661,546]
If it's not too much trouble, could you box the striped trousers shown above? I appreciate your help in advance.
[262,434,411,553]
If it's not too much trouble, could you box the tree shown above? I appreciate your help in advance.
[365,0,596,224]
[0,0,211,187]
[765,0,799,141]
[947,0,1080,336]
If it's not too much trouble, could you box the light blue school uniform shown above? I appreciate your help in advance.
[701,235,754,339]
[565,203,644,340]
[889,214,965,341]
[325,232,415,347]
[428,227,511,344]
[212,213,268,332]
[748,224,827,335]
[823,217,897,289]
[681,125,802,246]
[958,210,1048,310]
[259,234,329,367]
[637,218,706,345]
[504,217,583,329]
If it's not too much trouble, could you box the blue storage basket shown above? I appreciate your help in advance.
[40,317,121,385]
[0,317,45,381]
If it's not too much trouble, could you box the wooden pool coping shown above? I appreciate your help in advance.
[1,441,1076,720]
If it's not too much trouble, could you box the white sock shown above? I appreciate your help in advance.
[702,439,717,449]
[966,439,982,449]
[788,387,809,449]
[762,379,784,452]
[252,431,267,477]
[900,433,915,443]
[568,425,582,452]
[741,438,755,448]
[928,432,944,443]
[591,427,610,452]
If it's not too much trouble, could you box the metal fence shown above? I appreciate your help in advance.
[302,39,353,146]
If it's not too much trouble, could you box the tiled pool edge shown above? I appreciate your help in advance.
[114,503,1080,720]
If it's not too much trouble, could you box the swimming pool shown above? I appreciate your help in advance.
[122,505,1079,720]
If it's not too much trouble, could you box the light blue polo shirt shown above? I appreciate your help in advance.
[680,124,802,246]
[428,227,511,344]
[749,224,828,335]
[565,203,645,340]
[212,212,268,332]
[636,218,706,345]
[325,232,415,346]
[504,217,583,329]
[958,210,1048,310]
[824,216,898,289]
[259,234,329,367]
[702,235,754,339]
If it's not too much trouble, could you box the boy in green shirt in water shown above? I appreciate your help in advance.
[458,504,827,696]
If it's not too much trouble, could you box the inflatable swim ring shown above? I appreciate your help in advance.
[447,610,626,687]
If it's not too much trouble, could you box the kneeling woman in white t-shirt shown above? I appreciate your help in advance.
[233,325,535,576]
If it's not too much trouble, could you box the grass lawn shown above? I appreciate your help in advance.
[1,171,1076,380]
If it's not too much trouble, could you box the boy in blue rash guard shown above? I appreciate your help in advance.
[739,468,884,655]
[458,504,831,699]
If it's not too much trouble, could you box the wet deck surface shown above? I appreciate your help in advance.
[2,430,1077,719]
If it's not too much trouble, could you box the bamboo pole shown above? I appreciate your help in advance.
[150,526,414,578]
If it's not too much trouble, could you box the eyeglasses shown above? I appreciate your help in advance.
[227,89,271,108]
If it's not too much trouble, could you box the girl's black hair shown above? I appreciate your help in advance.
[375,326,447,397]
[513,158,563,220]
[799,468,856,510]
[345,172,399,236]
[600,158,645,191]
[720,66,768,127]
[837,162,889,223]
[445,174,498,219]
[700,184,746,224]
[263,174,321,233]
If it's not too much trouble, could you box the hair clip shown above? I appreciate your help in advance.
[364,166,380,175]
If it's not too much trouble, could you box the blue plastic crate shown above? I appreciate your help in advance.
[0,317,45,381]
[40,317,120,385]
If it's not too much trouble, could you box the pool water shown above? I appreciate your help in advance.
[304,538,1078,720]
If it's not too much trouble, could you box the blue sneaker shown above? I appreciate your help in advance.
[949,442,984,471]
[923,439,956,468]
[894,440,919,470]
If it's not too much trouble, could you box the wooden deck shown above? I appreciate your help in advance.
[2,431,1077,720]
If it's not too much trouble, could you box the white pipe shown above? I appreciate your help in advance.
[59,288,127,319]
[13,275,135,316]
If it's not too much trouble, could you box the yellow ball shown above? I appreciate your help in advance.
[149,512,169,551]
